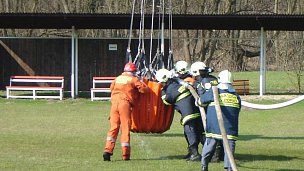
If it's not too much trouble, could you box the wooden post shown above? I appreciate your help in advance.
[0,40,35,76]
[212,86,238,171]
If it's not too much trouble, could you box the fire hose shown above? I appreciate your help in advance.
[241,95,304,109]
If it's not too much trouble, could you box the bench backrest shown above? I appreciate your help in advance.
[232,79,250,95]
[92,77,116,88]
[10,76,64,88]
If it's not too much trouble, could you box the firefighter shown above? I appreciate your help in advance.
[174,60,204,160]
[190,61,218,96]
[191,61,224,162]
[174,60,195,84]
[197,70,241,171]
[103,62,148,161]
[155,68,202,161]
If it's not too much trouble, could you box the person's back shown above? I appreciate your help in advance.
[103,62,148,161]
[110,72,147,105]
[198,70,241,171]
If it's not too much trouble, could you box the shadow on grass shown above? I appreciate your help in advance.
[136,133,185,137]
[235,153,301,162]
[239,165,304,171]
[239,164,304,171]
[124,155,187,161]
[275,169,304,171]
[239,134,304,141]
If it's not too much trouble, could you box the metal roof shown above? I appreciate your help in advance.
[0,13,304,31]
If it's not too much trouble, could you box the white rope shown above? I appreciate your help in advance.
[242,95,304,110]
[127,0,136,51]
[149,0,155,64]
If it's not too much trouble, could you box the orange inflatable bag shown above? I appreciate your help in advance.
[131,80,174,133]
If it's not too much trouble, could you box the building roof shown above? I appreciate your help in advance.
[0,13,304,31]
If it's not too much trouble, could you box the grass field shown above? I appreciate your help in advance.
[0,71,303,170]
[232,71,303,94]
[0,92,304,171]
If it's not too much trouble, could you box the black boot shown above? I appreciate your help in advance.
[103,152,112,161]
[202,166,208,171]
[226,167,233,171]
[210,142,224,163]
[187,147,201,162]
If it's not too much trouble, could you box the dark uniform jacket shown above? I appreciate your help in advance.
[161,78,201,125]
[194,75,218,96]
[198,84,241,140]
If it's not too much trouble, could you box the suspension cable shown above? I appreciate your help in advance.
[134,0,145,63]
[127,0,137,62]
[167,0,174,70]
[149,0,155,65]
[160,0,165,57]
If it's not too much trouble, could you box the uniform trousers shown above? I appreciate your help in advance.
[104,98,132,159]
[201,137,236,169]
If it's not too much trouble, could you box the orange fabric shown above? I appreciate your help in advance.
[131,80,174,133]
[104,72,147,158]
[122,146,130,159]
[184,77,195,85]
[110,73,147,105]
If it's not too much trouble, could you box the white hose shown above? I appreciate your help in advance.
[242,95,304,110]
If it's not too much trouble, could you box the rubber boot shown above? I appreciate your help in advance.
[103,152,112,161]
[211,142,224,162]
[226,167,233,171]
[202,166,208,171]
[122,146,130,161]
[187,146,201,161]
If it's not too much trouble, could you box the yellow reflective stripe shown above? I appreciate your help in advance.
[209,102,240,108]
[176,91,191,102]
[177,86,187,93]
[181,113,201,125]
[208,93,240,108]
[161,95,172,105]
[163,100,171,105]
[210,80,218,86]
[206,133,238,140]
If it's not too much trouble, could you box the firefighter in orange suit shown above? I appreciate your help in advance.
[103,62,148,161]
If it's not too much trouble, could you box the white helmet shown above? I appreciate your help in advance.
[175,61,188,74]
[218,70,232,83]
[155,69,172,83]
[190,62,207,76]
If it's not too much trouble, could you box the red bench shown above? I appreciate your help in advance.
[90,77,116,101]
[6,76,64,100]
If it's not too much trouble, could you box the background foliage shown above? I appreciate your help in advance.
[1,0,304,72]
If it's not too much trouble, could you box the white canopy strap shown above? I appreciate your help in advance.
[126,0,137,63]
[242,95,304,110]
[167,0,174,70]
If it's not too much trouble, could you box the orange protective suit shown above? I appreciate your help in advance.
[103,72,148,160]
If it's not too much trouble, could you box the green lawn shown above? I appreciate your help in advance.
[232,71,303,94]
[0,96,303,171]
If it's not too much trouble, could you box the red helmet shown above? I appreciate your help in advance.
[124,62,137,72]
